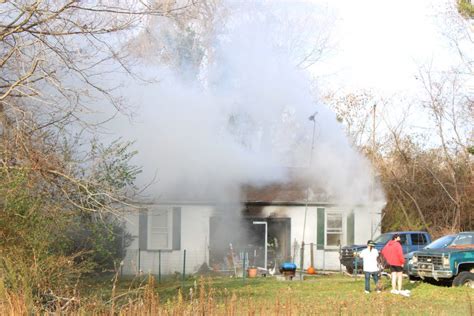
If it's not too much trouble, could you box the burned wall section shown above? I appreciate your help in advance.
[209,204,291,271]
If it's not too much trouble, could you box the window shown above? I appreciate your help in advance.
[148,207,174,250]
[374,233,392,244]
[326,212,344,247]
[452,233,474,246]
[425,235,455,249]
[139,206,181,251]
[411,233,427,245]
[139,206,181,250]
[399,234,407,245]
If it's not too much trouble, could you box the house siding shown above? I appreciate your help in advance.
[353,206,382,245]
[122,205,213,275]
[122,203,382,275]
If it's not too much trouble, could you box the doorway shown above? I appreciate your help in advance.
[209,216,291,270]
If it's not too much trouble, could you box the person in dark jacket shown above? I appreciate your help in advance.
[381,234,410,297]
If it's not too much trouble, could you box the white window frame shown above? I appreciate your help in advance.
[147,207,173,250]
[325,211,346,249]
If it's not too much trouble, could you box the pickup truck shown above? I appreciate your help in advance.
[410,231,474,287]
[339,231,431,274]
[405,234,456,280]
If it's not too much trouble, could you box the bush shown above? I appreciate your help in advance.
[68,215,132,273]
[0,138,139,312]
[0,170,89,311]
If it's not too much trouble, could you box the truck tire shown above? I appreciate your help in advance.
[346,266,354,274]
[452,271,474,288]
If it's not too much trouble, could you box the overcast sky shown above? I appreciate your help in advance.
[307,0,472,95]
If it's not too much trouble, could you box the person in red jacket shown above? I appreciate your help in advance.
[381,234,410,296]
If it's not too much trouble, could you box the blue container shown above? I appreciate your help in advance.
[280,262,297,271]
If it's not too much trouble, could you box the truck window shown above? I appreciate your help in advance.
[452,233,474,246]
[425,235,455,249]
[373,233,392,244]
[411,233,426,245]
[399,234,407,245]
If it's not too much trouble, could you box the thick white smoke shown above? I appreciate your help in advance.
[106,1,385,208]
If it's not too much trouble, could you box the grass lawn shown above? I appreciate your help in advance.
[91,273,474,315]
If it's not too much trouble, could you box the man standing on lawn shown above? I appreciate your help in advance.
[359,240,380,294]
[381,234,410,297]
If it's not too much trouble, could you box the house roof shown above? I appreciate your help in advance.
[137,180,333,206]
[140,168,337,206]
[242,181,330,205]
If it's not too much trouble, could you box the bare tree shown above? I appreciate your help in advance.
[328,81,473,234]
[325,91,378,148]
[416,67,473,231]
[0,1,198,130]
[0,0,198,216]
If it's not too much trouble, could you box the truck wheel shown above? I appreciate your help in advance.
[346,266,354,274]
[452,271,474,288]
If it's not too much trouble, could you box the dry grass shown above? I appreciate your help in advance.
[1,274,473,315]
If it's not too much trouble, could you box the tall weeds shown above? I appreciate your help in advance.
[1,275,472,315]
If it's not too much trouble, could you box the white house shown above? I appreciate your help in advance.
[121,181,383,276]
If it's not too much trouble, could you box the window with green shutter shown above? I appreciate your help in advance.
[138,206,181,251]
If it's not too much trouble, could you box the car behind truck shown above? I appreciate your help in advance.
[339,231,431,273]
[411,231,474,287]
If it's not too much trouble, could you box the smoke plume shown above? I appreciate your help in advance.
[107,1,385,209]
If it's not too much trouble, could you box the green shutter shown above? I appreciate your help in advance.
[172,207,181,250]
[317,208,325,250]
[139,209,148,250]
[347,211,355,246]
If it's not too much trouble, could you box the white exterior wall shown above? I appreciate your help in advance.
[258,204,382,271]
[353,205,382,245]
[122,205,214,275]
[122,203,383,275]
[258,205,346,271]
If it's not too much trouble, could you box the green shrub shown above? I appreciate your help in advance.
[0,170,86,311]
[0,138,140,312]
[68,215,132,273]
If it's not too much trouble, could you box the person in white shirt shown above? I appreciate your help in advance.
[358,240,380,294]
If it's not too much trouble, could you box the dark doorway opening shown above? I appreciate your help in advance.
[209,216,291,271]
